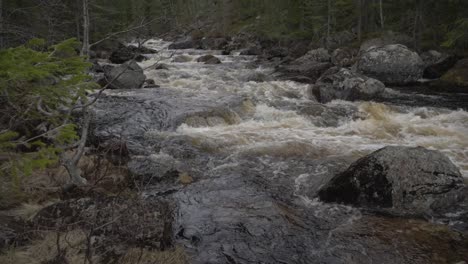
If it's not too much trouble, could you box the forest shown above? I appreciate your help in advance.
[2,0,468,51]
[1,1,468,264]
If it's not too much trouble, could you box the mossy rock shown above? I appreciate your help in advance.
[440,58,468,87]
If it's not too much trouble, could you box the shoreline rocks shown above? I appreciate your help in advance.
[318,146,466,217]
[356,44,425,85]
[309,67,386,103]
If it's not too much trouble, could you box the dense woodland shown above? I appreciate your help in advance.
[2,0,468,52]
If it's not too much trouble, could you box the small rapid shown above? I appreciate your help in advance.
[141,39,468,177]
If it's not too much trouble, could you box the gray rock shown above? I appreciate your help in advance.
[331,47,358,67]
[319,146,466,217]
[359,33,414,53]
[240,45,262,56]
[293,48,331,65]
[309,67,386,103]
[196,54,221,64]
[172,55,192,63]
[421,50,458,79]
[277,48,333,83]
[104,61,146,89]
[200,37,229,50]
[90,39,125,59]
[357,44,425,85]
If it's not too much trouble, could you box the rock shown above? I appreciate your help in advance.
[172,55,192,63]
[276,48,333,83]
[356,44,425,85]
[421,50,458,79]
[144,79,159,88]
[309,67,386,103]
[33,196,173,249]
[331,47,358,67]
[200,37,229,50]
[90,39,125,59]
[293,48,331,64]
[196,55,221,64]
[265,47,288,59]
[109,45,155,64]
[319,146,466,217]
[168,37,200,50]
[243,71,272,82]
[154,63,170,70]
[359,33,414,53]
[240,45,262,56]
[104,61,146,89]
[440,58,468,87]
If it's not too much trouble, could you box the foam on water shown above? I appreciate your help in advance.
[141,39,468,177]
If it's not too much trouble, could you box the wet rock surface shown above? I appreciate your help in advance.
[319,146,467,217]
[357,44,425,85]
[103,60,146,89]
[310,67,386,103]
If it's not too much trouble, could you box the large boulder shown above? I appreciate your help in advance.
[440,58,468,88]
[309,67,385,103]
[318,146,466,217]
[421,50,458,79]
[104,61,146,89]
[331,47,358,67]
[109,45,157,64]
[196,54,221,64]
[356,44,425,85]
[359,33,414,53]
[277,48,333,83]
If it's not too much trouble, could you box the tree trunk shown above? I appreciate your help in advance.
[327,0,331,48]
[357,0,362,42]
[379,0,384,29]
[0,0,4,48]
[81,0,90,57]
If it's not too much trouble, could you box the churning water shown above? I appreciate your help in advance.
[139,39,468,177]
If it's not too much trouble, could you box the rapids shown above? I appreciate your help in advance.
[140,39,468,177]
[93,39,468,263]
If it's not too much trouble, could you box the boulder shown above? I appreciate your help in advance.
[356,44,425,85]
[104,61,146,89]
[143,79,160,88]
[196,55,221,64]
[309,67,386,103]
[109,45,156,64]
[421,50,458,79]
[277,48,333,83]
[440,58,468,87]
[293,48,331,65]
[90,39,125,59]
[331,47,358,67]
[318,146,466,217]
[172,55,192,63]
[359,33,414,53]
[200,37,229,50]
[240,45,262,56]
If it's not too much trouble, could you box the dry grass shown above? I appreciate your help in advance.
[0,201,56,221]
[119,246,189,264]
[0,229,99,264]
